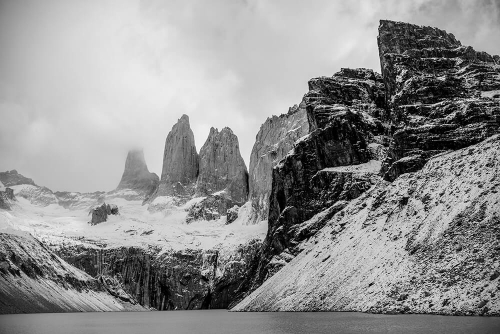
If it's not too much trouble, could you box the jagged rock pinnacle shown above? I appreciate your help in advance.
[157,114,199,197]
[196,126,248,203]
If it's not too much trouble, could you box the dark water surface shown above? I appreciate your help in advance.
[1,310,499,334]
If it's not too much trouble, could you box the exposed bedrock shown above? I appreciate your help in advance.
[251,68,390,287]
[56,239,262,310]
[248,103,309,223]
[377,20,500,180]
[116,149,159,197]
[196,127,248,203]
[186,193,238,224]
[155,115,199,198]
[88,203,119,226]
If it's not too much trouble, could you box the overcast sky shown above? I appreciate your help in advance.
[1,0,499,192]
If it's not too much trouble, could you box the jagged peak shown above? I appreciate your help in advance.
[378,20,462,57]
[178,114,190,124]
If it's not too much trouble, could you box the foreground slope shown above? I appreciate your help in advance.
[0,231,144,313]
[234,135,500,315]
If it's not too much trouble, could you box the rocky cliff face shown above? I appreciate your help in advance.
[234,135,500,315]
[248,104,309,223]
[378,20,500,181]
[0,232,143,313]
[234,20,500,312]
[116,149,159,197]
[196,127,248,203]
[250,68,389,285]
[56,239,261,310]
[156,115,199,198]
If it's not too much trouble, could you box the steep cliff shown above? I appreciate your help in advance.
[234,19,500,313]
[234,135,500,315]
[196,127,248,203]
[155,115,199,198]
[116,149,159,197]
[0,232,144,313]
[248,104,309,223]
[56,239,262,310]
[251,68,389,286]
[378,20,500,180]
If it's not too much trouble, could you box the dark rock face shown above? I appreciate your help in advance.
[226,205,239,225]
[378,20,500,180]
[241,19,500,300]
[248,104,309,223]
[249,68,389,284]
[196,127,248,203]
[0,170,36,187]
[56,239,262,310]
[156,115,199,198]
[186,193,237,224]
[0,188,15,210]
[116,149,159,196]
[89,203,119,226]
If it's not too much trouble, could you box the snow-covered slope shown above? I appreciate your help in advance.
[0,182,266,311]
[0,231,144,313]
[233,135,500,315]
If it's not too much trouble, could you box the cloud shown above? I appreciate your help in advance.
[0,0,499,192]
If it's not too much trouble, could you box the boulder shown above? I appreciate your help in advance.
[89,203,119,226]
[186,193,238,224]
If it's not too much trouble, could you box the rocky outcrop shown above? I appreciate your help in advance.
[234,135,500,315]
[0,187,15,211]
[186,193,238,224]
[251,68,389,286]
[0,232,143,313]
[0,170,36,187]
[196,127,248,203]
[248,104,309,223]
[89,203,119,226]
[156,115,199,198]
[116,149,159,197]
[56,239,262,310]
[378,20,500,180]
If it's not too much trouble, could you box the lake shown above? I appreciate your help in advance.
[1,310,499,334]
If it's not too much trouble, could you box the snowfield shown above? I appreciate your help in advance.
[0,190,267,254]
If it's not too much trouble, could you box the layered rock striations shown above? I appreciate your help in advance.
[196,127,248,203]
[234,135,500,315]
[56,239,262,310]
[116,149,159,196]
[156,115,199,198]
[248,104,309,223]
[378,20,500,181]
